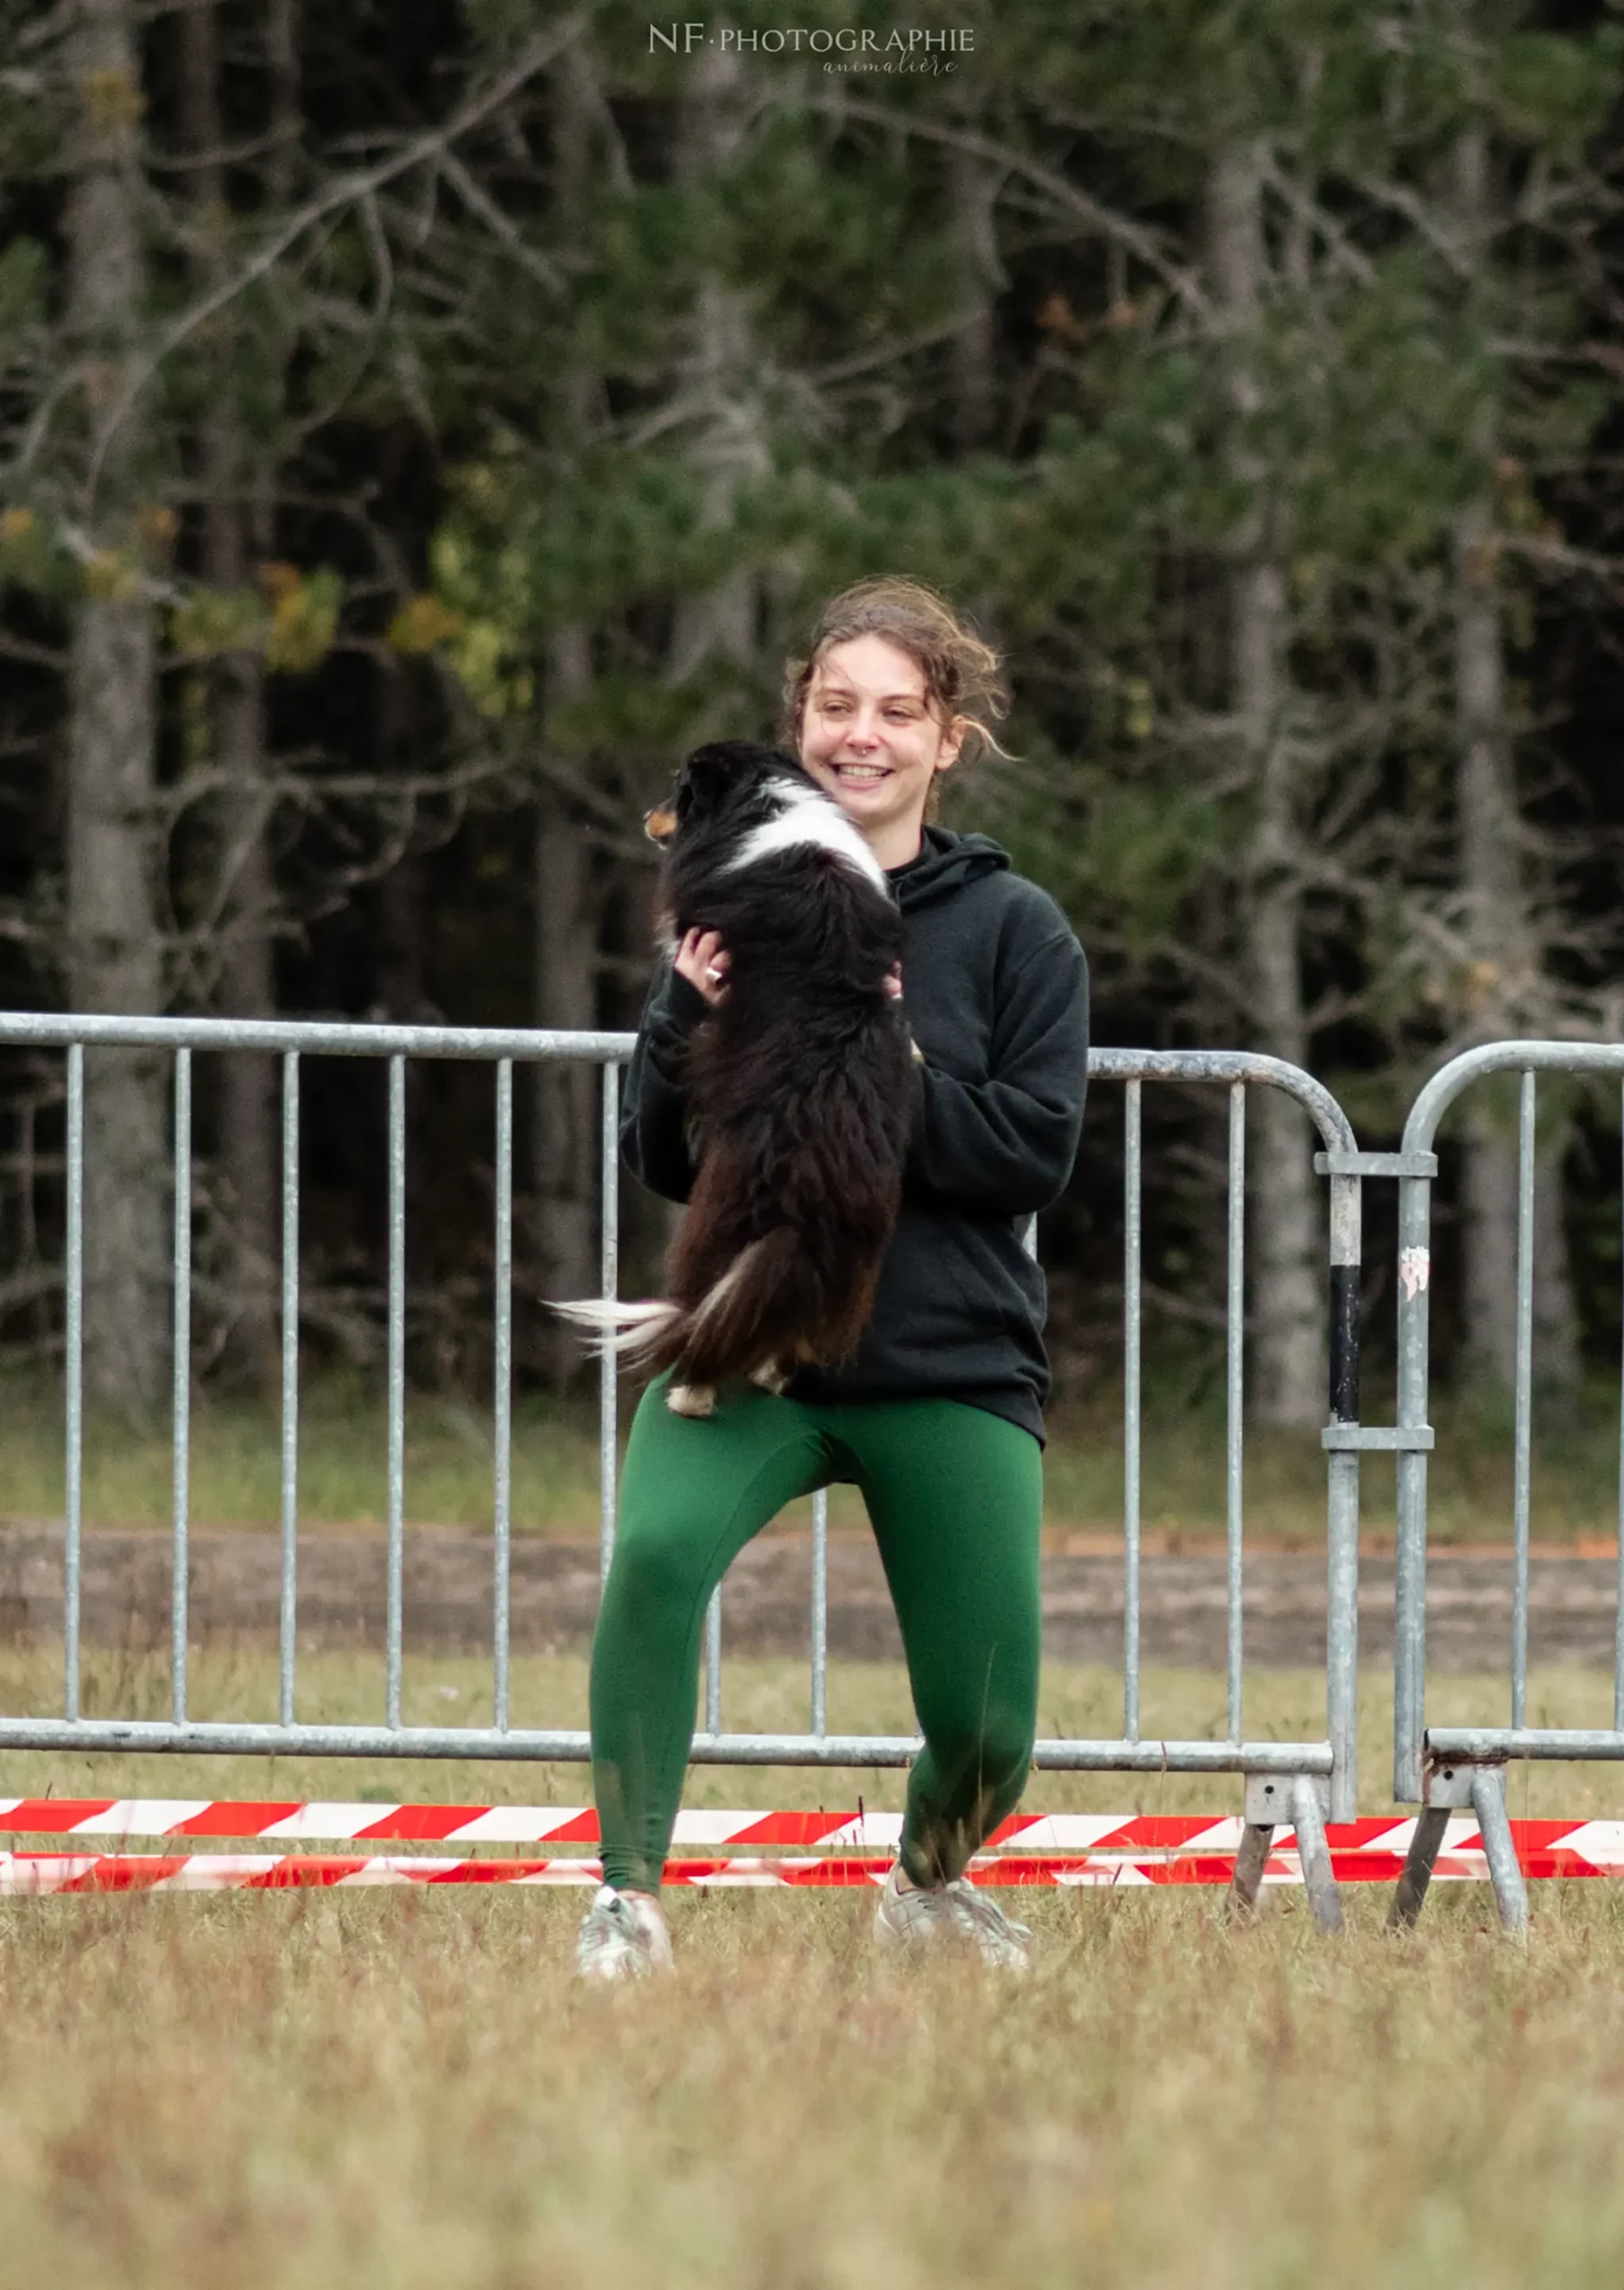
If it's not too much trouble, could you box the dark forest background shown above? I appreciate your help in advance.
[4,0,1624,1431]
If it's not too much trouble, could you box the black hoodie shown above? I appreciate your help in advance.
[619,824,1090,1444]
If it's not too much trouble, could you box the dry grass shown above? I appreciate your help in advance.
[4,1359,1623,1544]
[4,1880,1624,2286]
[4,1653,1624,2282]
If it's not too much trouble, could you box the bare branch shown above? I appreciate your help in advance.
[799,95,1212,322]
[436,150,565,295]
[0,632,68,673]
[75,11,592,503]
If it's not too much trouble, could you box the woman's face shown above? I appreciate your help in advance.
[797,633,963,868]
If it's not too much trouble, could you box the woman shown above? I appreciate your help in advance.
[576,577,1090,1979]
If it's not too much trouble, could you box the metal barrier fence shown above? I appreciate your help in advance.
[1389,1040,1624,1934]
[0,1017,1367,1930]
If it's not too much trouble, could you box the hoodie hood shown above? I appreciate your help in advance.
[889,824,1011,912]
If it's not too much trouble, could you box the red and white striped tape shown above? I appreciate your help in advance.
[0,1802,1621,1895]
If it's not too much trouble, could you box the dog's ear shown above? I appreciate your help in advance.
[680,741,790,801]
[681,741,750,792]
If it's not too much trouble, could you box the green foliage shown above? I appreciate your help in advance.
[172,585,266,660]
[7,0,1624,1395]
[1493,26,1624,155]
[263,566,343,675]
[170,568,343,674]
[0,506,71,598]
[0,236,45,347]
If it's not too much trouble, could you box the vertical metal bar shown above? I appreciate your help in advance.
[1394,1163,1436,1803]
[63,1044,83,1724]
[279,1053,299,1728]
[1616,1082,1624,1734]
[1123,1080,1142,1744]
[171,1049,191,1727]
[1325,1169,1362,1824]
[385,1055,406,1730]
[810,1485,828,1737]
[1325,1473,1363,1823]
[599,1060,620,1588]
[1511,1072,1535,1731]
[1226,1081,1246,1744]
[493,1058,513,1734]
[705,1584,722,1734]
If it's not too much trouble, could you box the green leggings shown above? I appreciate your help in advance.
[589,1374,1043,1894]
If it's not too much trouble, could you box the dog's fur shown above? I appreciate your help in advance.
[554,741,914,1413]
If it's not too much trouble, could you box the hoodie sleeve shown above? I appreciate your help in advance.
[618,960,710,1204]
[905,929,1089,1217]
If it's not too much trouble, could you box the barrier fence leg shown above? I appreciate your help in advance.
[1391,1760,1527,1935]
[1388,1805,1451,1931]
[1289,1775,1344,1935]
[1232,1776,1343,1931]
[1470,1766,1529,1937]
[1230,1821,1273,1918]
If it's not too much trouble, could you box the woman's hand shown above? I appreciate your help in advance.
[674,927,731,1007]
[675,931,895,1009]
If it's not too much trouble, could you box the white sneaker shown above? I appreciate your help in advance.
[872,1862,1032,1972]
[573,1884,675,1981]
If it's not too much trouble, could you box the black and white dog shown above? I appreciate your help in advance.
[555,741,915,1415]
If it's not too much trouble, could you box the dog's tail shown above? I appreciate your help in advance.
[551,1227,808,1385]
[547,1297,681,1374]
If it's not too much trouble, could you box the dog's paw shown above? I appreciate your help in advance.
[749,1362,789,1395]
[666,1382,716,1418]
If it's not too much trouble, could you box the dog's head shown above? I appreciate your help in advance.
[644,742,804,850]
[647,738,901,980]
[648,739,887,898]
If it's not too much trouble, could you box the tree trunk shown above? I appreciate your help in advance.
[210,644,279,1389]
[665,41,763,687]
[179,0,283,1387]
[1208,138,1323,1429]
[1449,128,1579,1404]
[948,141,1001,456]
[533,717,600,1381]
[528,47,605,1384]
[63,0,168,1415]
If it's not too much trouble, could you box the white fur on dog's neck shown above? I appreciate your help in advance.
[721,777,888,893]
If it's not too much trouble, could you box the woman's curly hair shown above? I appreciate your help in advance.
[780,579,1010,806]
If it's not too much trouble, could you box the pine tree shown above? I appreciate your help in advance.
[61,0,170,1413]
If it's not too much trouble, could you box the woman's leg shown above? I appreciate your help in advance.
[842,1400,1043,1887]
[590,1374,829,1894]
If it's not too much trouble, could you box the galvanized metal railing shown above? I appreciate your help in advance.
[0,1018,1367,1927]
[6,1014,636,1763]
[1387,1041,1624,1933]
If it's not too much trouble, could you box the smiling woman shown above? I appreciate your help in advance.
[796,636,962,869]
[782,577,1010,869]
[580,577,1089,1982]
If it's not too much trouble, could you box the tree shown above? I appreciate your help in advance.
[175,0,301,1388]
[62,0,169,1414]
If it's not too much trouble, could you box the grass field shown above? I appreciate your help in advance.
[4,1654,1624,2283]
[4,1358,1624,2280]
[4,1839,1624,2285]
[4,1361,1624,1545]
